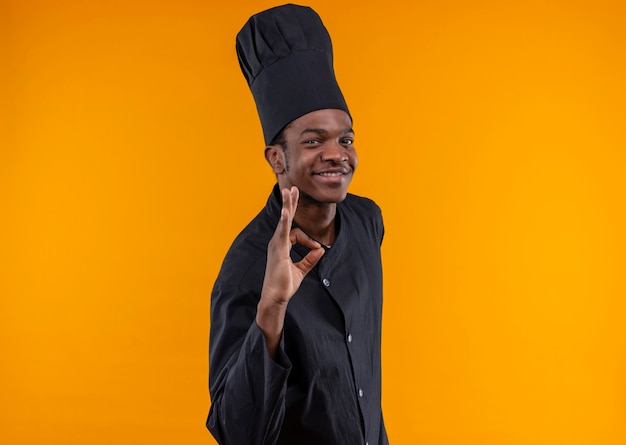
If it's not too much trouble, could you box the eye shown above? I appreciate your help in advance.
[340,138,354,146]
[303,139,321,146]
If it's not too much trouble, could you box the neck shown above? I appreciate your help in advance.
[293,197,337,247]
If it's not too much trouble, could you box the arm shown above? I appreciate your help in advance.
[256,186,325,358]
[207,187,324,445]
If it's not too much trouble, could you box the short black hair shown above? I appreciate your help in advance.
[269,121,292,152]
[269,123,292,171]
[270,129,287,151]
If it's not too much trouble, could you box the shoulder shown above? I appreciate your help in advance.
[343,193,382,216]
[340,193,384,243]
[214,207,276,293]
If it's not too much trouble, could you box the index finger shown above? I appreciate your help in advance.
[290,227,322,250]
[275,186,297,243]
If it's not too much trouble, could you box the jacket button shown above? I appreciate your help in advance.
[322,278,330,287]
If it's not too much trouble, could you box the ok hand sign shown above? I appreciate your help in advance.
[261,186,325,305]
[256,186,325,358]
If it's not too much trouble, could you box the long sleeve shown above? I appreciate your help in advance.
[207,189,388,444]
[207,281,292,445]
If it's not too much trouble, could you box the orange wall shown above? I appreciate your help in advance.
[1,1,625,444]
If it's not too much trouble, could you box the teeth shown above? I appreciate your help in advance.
[319,172,344,176]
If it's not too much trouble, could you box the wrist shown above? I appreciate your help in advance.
[256,297,288,331]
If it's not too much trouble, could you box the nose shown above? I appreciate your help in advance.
[321,139,347,163]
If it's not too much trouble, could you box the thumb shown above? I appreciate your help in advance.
[295,246,325,275]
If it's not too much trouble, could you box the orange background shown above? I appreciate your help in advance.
[1,1,625,444]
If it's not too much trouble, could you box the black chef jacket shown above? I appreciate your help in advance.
[207,185,388,445]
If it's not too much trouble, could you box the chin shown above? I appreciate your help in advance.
[300,188,349,205]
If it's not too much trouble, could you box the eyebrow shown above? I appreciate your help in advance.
[300,127,355,136]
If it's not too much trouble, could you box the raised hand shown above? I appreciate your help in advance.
[262,186,325,304]
[256,186,325,357]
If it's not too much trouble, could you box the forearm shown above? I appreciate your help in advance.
[256,297,288,360]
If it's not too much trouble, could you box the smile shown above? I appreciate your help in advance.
[314,168,351,177]
[317,172,345,177]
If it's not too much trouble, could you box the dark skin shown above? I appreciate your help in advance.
[257,109,357,358]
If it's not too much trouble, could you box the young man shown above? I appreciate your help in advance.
[207,5,388,444]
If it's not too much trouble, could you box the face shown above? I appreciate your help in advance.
[266,109,358,204]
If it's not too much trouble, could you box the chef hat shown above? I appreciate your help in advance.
[236,4,350,145]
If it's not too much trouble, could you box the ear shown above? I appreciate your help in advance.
[264,145,286,174]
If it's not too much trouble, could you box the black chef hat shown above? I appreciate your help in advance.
[236,4,350,145]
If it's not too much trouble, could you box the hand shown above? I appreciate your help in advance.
[256,187,325,358]
[261,186,325,305]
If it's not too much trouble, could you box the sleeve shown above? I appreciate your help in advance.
[207,280,292,445]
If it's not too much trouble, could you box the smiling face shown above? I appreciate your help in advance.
[265,109,358,204]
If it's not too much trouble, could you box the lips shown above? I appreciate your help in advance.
[318,171,345,177]
[313,168,350,176]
